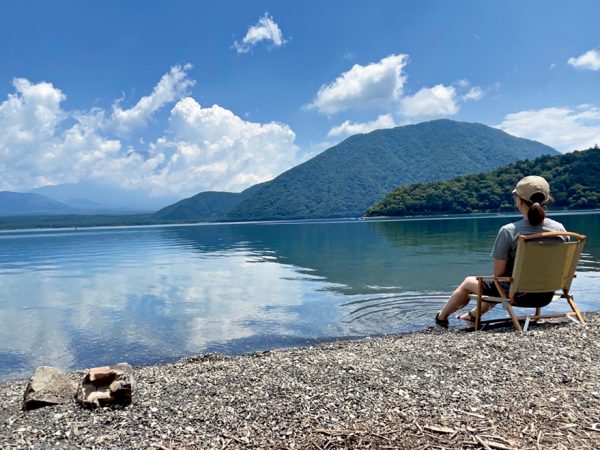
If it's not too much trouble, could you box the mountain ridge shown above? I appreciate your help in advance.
[223,119,558,221]
[5,120,560,222]
[153,182,268,222]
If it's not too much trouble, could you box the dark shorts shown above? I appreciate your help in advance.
[482,280,554,308]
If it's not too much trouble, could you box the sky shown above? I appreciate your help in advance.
[1,0,599,204]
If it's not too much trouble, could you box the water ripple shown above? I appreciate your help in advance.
[342,292,451,323]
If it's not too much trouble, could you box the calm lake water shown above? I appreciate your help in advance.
[1,212,599,381]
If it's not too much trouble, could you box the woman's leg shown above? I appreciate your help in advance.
[437,276,477,320]
[437,276,495,321]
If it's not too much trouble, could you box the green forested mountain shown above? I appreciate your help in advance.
[153,192,241,221]
[366,147,600,217]
[225,120,557,220]
[153,182,268,221]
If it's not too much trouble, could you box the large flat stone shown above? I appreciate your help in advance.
[23,366,77,411]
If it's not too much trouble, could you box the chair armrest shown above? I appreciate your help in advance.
[475,276,513,282]
[474,275,513,300]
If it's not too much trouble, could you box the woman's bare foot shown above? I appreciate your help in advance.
[457,311,476,323]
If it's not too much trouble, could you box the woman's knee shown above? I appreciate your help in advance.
[460,276,478,293]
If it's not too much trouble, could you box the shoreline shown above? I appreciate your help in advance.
[1,208,599,234]
[1,314,599,449]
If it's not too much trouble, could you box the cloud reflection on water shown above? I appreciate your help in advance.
[0,231,345,380]
[0,212,599,381]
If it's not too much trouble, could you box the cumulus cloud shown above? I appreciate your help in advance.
[308,54,409,114]
[0,77,71,189]
[0,76,153,192]
[146,97,297,195]
[307,54,484,123]
[567,49,600,71]
[0,67,298,196]
[112,64,195,135]
[399,84,459,119]
[496,105,600,152]
[327,114,396,138]
[233,13,287,54]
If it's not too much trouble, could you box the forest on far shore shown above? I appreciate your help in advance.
[366,147,600,217]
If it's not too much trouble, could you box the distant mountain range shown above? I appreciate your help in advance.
[0,181,179,217]
[32,181,178,212]
[159,119,558,222]
[0,192,75,216]
[0,190,157,217]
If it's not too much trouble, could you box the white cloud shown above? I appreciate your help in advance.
[308,54,409,114]
[399,84,459,119]
[0,76,164,192]
[306,53,484,125]
[0,78,70,189]
[0,67,299,197]
[0,78,65,146]
[496,105,600,152]
[145,97,298,195]
[567,49,600,71]
[453,80,484,101]
[112,64,195,135]
[327,114,396,138]
[463,86,483,101]
[233,13,287,54]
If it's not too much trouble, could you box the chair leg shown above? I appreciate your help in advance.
[503,300,522,332]
[533,307,541,321]
[564,291,586,324]
[475,279,482,330]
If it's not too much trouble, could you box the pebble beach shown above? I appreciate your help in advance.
[1,314,599,449]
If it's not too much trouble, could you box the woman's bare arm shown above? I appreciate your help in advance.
[493,259,508,277]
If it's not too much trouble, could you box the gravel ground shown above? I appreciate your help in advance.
[1,313,600,449]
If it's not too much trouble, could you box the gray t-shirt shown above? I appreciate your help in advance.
[491,217,567,275]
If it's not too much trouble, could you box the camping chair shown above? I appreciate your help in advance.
[468,231,587,332]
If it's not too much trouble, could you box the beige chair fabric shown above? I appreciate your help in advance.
[468,231,587,332]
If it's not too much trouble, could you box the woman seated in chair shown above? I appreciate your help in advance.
[435,175,567,326]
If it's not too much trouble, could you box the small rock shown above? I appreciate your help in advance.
[22,366,77,411]
[76,363,135,408]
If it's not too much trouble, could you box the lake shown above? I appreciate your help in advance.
[1,212,599,381]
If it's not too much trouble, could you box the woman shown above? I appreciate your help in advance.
[435,175,567,326]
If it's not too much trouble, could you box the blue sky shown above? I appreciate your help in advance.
[1,0,599,203]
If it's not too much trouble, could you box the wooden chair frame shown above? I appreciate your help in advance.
[468,231,587,332]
